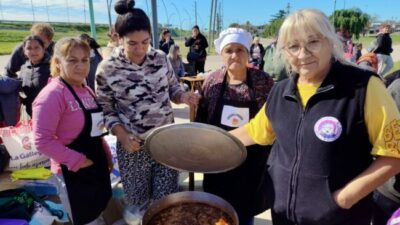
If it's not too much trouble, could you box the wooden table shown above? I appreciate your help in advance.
[179,75,205,93]
[179,75,205,191]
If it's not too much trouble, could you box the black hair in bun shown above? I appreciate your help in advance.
[114,0,151,37]
[114,0,135,15]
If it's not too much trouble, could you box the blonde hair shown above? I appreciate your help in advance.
[50,37,90,77]
[30,23,55,40]
[253,36,260,43]
[276,9,351,71]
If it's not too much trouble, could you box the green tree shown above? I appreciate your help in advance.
[263,9,286,37]
[330,8,370,39]
[228,23,240,28]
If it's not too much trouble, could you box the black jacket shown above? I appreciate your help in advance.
[159,38,175,54]
[4,41,54,78]
[20,53,51,116]
[374,33,393,55]
[185,33,208,59]
[266,61,376,225]
[250,43,265,60]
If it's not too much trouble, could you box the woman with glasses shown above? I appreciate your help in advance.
[230,9,400,225]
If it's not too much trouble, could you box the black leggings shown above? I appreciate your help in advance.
[194,60,205,73]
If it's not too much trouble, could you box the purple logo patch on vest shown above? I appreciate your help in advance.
[314,116,342,142]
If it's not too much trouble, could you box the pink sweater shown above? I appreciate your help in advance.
[32,77,111,174]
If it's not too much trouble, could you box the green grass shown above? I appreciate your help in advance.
[387,60,400,75]
[355,33,400,49]
[0,21,215,56]
[0,21,110,55]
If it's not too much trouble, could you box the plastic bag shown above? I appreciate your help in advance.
[104,134,121,187]
[0,121,49,171]
[123,201,148,225]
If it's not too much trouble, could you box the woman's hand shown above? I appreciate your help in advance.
[119,132,141,153]
[112,125,142,153]
[180,92,201,106]
[80,158,94,169]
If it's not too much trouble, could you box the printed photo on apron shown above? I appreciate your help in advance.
[221,105,250,128]
[90,111,107,137]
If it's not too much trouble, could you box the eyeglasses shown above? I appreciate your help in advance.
[284,38,324,56]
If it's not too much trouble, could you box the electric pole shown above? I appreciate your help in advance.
[286,2,291,16]
[65,0,70,23]
[211,0,218,47]
[333,0,337,25]
[30,0,35,21]
[83,0,87,24]
[208,0,215,52]
[195,1,198,25]
[0,0,4,21]
[45,0,50,22]
[106,0,113,29]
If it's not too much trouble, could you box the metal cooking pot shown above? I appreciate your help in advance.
[142,191,239,225]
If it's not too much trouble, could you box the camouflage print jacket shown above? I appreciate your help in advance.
[96,47,185,137]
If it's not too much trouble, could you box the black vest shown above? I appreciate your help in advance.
[266,61,376,225]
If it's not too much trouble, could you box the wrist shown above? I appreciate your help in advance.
[179,92,187,104]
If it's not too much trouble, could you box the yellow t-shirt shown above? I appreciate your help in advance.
[244,76,400,158]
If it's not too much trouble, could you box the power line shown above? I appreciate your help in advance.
[65,0,70,23]
[160,0,169,26]
[170,2,183,39]
[106,0,113,29]
[183,8,192,29]
[194,0,197,26]
[45,0,50,22]
[0,0,4,21]
[30,0,36,21]
[83,0,87,24]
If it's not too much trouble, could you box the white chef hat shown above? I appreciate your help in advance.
[214,27,253,54]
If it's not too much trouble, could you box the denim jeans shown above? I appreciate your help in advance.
[377,54,394,76]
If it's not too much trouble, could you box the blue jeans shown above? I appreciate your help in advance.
[377,54,394,76]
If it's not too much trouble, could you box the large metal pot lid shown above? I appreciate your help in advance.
[144,122,247,173]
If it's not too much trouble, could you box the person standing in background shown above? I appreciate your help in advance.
[19,35,51,117]
[4,23,55,78]
[103,26,120,60]
[249,36,265,70]
[263,39,287,81]
[185,25,209,74]
[159,28,175,55]
[374,24,394,77]
[79,33,103,90]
